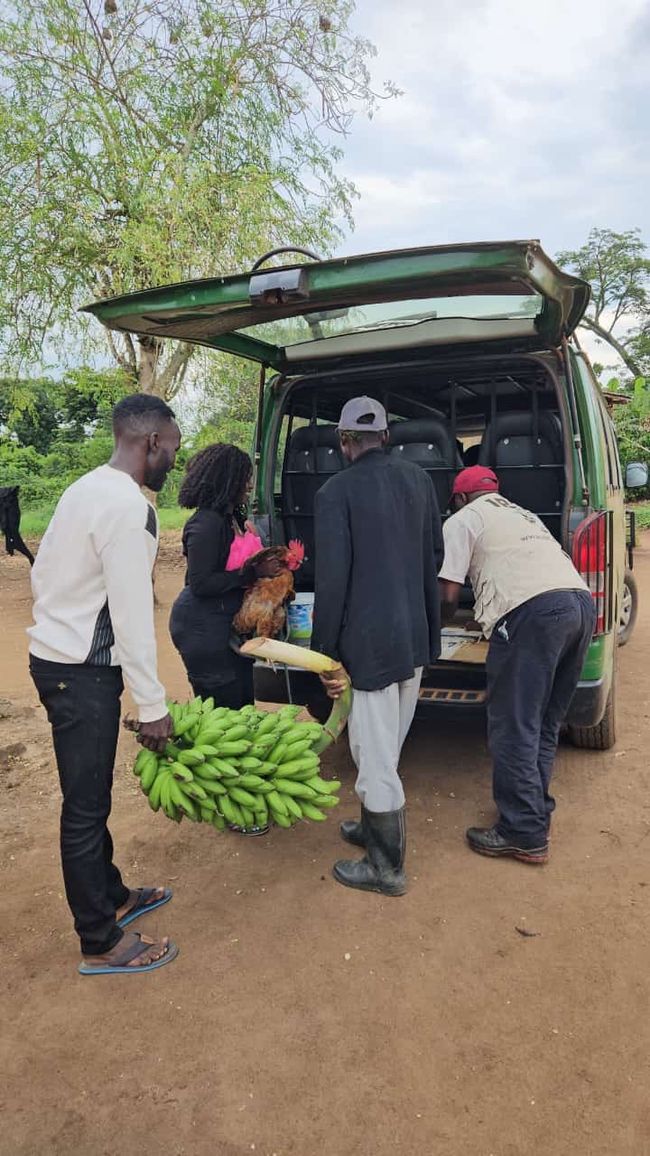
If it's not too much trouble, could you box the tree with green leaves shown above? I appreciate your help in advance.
[0,0,394,398]
[557,228,650,381]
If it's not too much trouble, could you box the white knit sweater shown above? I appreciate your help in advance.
[28,464,167,722]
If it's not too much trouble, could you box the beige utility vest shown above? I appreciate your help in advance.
[467,495,588,638]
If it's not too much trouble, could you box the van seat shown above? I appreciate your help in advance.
[389,418,463,513]
[478,411,564,517]
[282,424,344,580]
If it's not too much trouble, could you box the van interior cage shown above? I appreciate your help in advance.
[277,363,569,583]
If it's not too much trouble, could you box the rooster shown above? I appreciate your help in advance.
[233,539,305,639]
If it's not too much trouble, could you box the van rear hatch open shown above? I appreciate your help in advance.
[83,240,590,372]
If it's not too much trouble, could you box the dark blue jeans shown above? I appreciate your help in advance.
[30,656,129,956]
[486,589,596,848]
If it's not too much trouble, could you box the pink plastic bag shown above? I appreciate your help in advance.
[225,528,264,571]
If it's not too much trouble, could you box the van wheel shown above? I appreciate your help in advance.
[567,669,616,751]
[618,569,638,647]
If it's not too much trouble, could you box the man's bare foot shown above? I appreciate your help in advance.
[116,887,167,923]
[82,931,172,970]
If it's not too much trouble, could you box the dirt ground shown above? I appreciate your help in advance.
[1,533,649,1156]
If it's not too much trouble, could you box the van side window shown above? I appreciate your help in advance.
[596,398,622,489]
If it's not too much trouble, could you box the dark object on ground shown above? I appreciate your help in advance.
[0,486,34,565]
[466,825,549,865]
[333,806,407,895]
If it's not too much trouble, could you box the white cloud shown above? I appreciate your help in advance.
[335,0,650,258]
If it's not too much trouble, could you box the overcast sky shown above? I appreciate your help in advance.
[335,0,650,262]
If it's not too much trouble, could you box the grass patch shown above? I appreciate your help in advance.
[630,501,650,531]
[20,502,187,539]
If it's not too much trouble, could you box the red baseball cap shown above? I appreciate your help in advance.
[451,465,499,496]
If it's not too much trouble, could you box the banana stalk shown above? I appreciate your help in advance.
[239,637,352,751]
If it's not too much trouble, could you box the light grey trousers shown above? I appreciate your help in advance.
[347,669,423,812]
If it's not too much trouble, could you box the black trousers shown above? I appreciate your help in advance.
[487,589,596,848]
[189,664,254,711]
[170,587,254,710]
[30,656,129,956]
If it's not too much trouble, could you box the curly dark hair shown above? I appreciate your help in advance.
[178,443,252,511]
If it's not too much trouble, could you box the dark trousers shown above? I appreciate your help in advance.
[189,659,254,711]
[30,656,128,956]
[487,589,596,848]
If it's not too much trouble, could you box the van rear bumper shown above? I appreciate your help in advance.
[565,677,608,729]
[255,663,610,731]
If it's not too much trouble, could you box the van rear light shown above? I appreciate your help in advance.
[571,511,613,636]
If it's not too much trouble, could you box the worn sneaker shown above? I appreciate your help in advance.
[466,825,549,865]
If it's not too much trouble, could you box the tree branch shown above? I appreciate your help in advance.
[157,342,193,398]
[580,316,643,378]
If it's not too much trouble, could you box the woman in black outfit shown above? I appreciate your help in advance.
[170,444,281,710]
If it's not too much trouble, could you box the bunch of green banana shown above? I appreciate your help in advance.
[132,698,341,831]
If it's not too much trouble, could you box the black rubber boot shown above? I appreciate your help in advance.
[333,807,407,896]
[340,815,366,848]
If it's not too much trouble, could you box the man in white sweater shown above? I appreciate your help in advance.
[29,393,181,975]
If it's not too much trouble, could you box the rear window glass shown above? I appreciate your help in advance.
[239,294,542,349]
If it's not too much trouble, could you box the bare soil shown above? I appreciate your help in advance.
[1,533,649,1156]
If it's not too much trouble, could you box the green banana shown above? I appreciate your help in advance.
[268,740,289,765]
[169,778,198,820]
[304,776,340,795]
[170,761,194,782]
[236,773,268,790]
[218,794,240,825]
[283,795,304,820]
[176,748,205,767]
[256,714,280,736]
[266,789,289,817]
[313,794,339,808]
[194,727,227,746]
[217,740,252,756]
[298,801,327,821]
[140,755,160,793]
[279,739,313,761]
[254,797,269,825]
[180,779,208,802]
[211,758,240,778]
[274,757,318,778]
[134,748,155,778]
[273,811,293,829]
[194,777,227,797]
[238,756,263,770]
[271,779,318,799]
[147,771,165,812]
[195,762,222,780]
[219,724,250,742]
[228,785,258,808]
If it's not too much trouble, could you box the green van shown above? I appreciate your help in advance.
[85,240,646,750]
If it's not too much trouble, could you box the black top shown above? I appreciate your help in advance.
[311,450,444,691]
[181,507,255,601]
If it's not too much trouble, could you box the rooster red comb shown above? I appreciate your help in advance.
[286,539,305,571]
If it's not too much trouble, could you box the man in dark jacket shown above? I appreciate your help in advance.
[312,397,443,896]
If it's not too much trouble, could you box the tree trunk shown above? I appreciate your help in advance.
[138,335,163,393]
